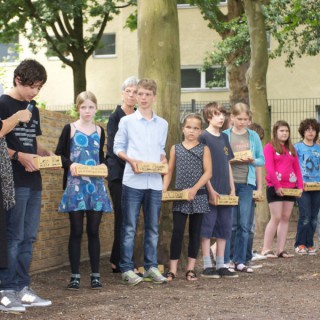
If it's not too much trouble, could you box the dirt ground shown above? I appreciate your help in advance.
[2,230,320,320]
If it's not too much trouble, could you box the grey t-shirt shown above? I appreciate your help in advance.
[230,131,249,183]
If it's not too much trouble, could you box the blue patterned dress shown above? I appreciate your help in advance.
[59,128,112,213]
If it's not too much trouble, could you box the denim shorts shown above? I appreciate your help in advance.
[200,205,232,240]
[266,186,296,203]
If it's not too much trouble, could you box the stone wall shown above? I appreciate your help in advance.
[30,109,114,273]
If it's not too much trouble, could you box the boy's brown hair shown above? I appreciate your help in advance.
[137,79,157,95]
[202,102,226,125]
[13,59,47,87]
[248,122,265,141]
[298,118,319,143]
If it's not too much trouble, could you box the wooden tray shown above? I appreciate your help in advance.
[304,182,320,191]
[136,162,168,174]
[230,150,253,163]
[216,195,239,205]
[253,190,265,202]
[33,156,62,169]
[162,190,189,201]
[282,188,302,196]
[75,165,108,177]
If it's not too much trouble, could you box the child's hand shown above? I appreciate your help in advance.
[275,188,284,196]
[160,154,167,164]
[187,188,197,201]
[19,153,39,172]
[128,159,141,174]
[70,163,80,176]
[254,190,262,199]
[208,189,220,206]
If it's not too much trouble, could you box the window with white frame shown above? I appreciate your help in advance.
[0,35,19,63]
[181,66,227,90]
[93,33,116,58]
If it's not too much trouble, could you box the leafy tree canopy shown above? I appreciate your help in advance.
[0,0,132,64]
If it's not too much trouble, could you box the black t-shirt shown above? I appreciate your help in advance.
[0,95,42,190]
[199,130,234,195]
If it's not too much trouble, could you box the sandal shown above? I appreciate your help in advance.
[185,270,198,281]
[235,263,254,273]
[278,251,293,258]
[164,271,176,281]
[262,250,278,259]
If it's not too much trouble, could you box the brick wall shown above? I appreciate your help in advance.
[30,109,114,273]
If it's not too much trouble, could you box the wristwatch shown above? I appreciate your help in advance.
[12,151,19,161]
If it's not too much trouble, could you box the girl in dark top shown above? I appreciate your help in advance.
[163,113,212,281]
[56,91,112,290]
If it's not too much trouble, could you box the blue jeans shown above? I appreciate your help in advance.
[246,200,255,262]
[230,183,254,265]
[119,185,162,272]
[0,188,41,291]
[295,190,320,248]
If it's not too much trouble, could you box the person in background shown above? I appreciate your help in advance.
[56,91,112,290]
[106,76,139,273]
[294,119,320,255]
[261,120,303,258]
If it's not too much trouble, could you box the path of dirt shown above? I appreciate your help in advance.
[1,231,320,320]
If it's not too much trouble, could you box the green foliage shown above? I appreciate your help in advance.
[265,0,320,66]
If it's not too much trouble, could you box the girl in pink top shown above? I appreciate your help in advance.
[261,120,303,258]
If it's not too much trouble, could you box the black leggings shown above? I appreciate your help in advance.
[170,211,203,260]
[68,211,102,274]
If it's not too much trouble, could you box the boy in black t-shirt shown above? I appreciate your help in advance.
[0,59,53,313]
[199,102,238,279]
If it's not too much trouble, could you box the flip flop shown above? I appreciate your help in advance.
[235,263,254,273]
[262,250,278,259]
[185,270,198,281]
[278,251,294,258]
[164,271,176,281]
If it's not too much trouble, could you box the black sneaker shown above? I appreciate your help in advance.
[68,277,80,290]
[217,267,239,278]
[91,276,102,290]
[200,267,221,279]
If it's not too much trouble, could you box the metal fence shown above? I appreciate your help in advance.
[47,98,320,143]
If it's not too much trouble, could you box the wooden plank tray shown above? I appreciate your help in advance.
[136,162,168,174]
[33,156,62,169]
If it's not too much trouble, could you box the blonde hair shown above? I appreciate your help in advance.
[75,91,97,111]
[230,102,250,117]
[137,79,157,95]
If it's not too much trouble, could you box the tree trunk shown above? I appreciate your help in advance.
[137,0,181,267]
[71,58,87,103]
[244,0,270,235]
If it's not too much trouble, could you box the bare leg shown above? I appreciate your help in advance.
[261,202,282,253]
[276,201,294,255]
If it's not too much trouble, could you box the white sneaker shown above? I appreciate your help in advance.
[17,287,52,307]
[251,251,267,261]
[121,270,143,286]
[295,245,308,255]
[143,267,168,284]
[0,290,26,313]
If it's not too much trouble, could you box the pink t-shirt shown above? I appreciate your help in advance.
[264,143,303,190]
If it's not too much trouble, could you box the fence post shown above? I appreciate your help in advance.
[191,99,196,113]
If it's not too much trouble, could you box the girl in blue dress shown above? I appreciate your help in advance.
[56,91,112,290]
